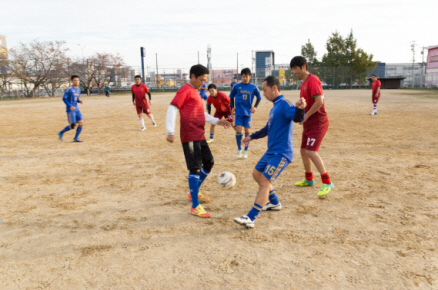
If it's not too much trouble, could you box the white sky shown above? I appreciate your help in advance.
[2,0,437,70]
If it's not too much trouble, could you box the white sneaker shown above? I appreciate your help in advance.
[153,122,157,127]
[262,202,282,211]
[207,138,214,144]
[370,111,375,115]
[234,215,254,228]
[243,150,248,158]
[141,127,146,131]
[237,150,243,158]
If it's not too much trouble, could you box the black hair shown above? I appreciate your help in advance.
[372,74,377,77]
[290,56,308,70]
[208,84,217,90]
[240,68,251,76]
[134,75,142,79]
[234,77,237,80]
[71,75,79,80]
[264,75,281,91]
[189,64,209,78]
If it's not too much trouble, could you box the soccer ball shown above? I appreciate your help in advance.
[217,172,236,189]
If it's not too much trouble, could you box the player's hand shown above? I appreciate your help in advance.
[166,135,175,143]
[133,102,136,106]
[295,98,306,109]
[232,108,235,115]
[242,136,251,146]
[79,100,83,104]
[218,119,231,129]
[299,114,308,125]
[250,107,257,113]
[70,106,76,111]
[149,100,152,106]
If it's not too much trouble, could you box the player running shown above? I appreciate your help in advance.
[166,64,231,218]
[206,84,234,143]
[58,75,84,142]
[234,76,306,228]
[199,82,208,101]
[105,84,111,97]
[229,68,262,159]
[132,75,156,131]
[290,56,334,197]
[230,77,237,91]
[370,74,381,115]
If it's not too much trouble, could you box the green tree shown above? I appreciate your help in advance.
[301,39,317,65]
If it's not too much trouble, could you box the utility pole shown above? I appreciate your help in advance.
[140,47,146,84]
[237,53,239,80]
[198,51,200,64]
[411,41,415,88]
[207,45,212,83]
[420,46,426,88]
[155,53,158,88]
[87,59,90,96]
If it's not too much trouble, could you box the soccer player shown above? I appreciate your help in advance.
[58,75,84,142]
[370,74,381,115]
[199,82,208,101]
[206,84,234,143]
[290,56,334,197]
[105,84,111,97]
[230,77,238,91]
[234,76,306,228]
[132,75,156,131]
[229,68,262,158]
[166,64,231,218]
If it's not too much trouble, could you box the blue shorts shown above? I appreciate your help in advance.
[235,115,252,128]
[67,109,83,124]
[255,153,290,183]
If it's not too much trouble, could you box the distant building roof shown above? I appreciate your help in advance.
[427,45,438,50]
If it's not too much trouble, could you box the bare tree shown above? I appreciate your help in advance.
[92,53,124,94]
[0,58,14,99]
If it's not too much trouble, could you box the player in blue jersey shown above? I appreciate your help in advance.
[199,82,208,101]
[58,75,84,142]
[234,76,306,228]
[229,68,262,159]
[230,77,237,91]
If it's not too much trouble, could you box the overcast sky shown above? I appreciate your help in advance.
[2,0,436,71]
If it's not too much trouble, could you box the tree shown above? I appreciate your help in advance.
[301,39,318,65]
[0,58,13,99]
[93,53,124,93]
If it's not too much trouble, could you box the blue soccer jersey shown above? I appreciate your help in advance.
[63,86,81,112]
[230,81,237,91]
[199,83,208,100]
[229,82,261,116]
[250,95,305,162]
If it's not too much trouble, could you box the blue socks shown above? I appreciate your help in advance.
[373,104,377,110]
[188,174,200,208]
[236,133,242,150]
[60,125,71,134]
[247,203,262,221]
[244,133,250,151]
[269,190,280,205]
[210,134,214,139]
[74,125,83,139]
[199,168,209,188]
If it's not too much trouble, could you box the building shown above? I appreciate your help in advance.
[385,63,425,88]
[255,51,275,79]
[369,62,386,78]
[425,45,438,88]
[210,69,237,86]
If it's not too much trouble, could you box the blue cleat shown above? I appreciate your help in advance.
[58,132,63,141]
[73,138,83,142]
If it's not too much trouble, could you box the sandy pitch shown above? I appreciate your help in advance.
[0,89,437,289]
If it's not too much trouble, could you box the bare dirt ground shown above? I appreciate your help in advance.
[0,89,437,289]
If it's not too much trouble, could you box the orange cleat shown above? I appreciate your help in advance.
[191,205,211,218]
[187,192,210,202]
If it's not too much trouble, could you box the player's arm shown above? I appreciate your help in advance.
[207,104,212,115]
[376,83,381,97]
[62,89,75,111]
[205,112,231,128]
[132,93,136,104]
[166,105,178,142]
[250,87,262,113]
[243,123,268,146]
[147,92,152,105]
[302,95,323,123]
[229,86,236,112]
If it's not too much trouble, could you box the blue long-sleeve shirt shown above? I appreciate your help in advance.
[250,95,304,162]
[63,86,81,112]
[229,82,261,116]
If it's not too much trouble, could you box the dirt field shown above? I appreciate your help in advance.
[0,89,437,289]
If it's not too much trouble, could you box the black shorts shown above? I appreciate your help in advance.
[182,140,213,170]
[105,91,110,97]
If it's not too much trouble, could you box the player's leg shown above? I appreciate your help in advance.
[136,105,146,130]
[59,112,73,141]
[198,140,214,199]
[207,124,216,143]
[295,131,315,186]
[235,115,244,157]
[373,96,379,115]
[144,105,156,127]
[72,110,84,142]
[183,141,210,218]
[243,116,251,158]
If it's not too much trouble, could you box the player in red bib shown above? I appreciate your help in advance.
[131,75,156,131]
[370,74,381,115]
[166,65,231,218]
[290,56,334,197]
[206,84,234,143]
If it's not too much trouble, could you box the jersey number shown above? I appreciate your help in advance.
[242,94,248,100]
[307,138,316,146]
[265,165,276,176]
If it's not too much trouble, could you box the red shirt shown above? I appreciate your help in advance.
[207,91,231,113]
[300,74,329,129]
[372,80,381,97]
[131,83,150,106]
[170,83,206,143]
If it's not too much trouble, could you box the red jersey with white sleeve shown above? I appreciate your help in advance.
[207,91,231,113]
[300,74,329,129]
[372,80,381,97]
[170,83,206,143]
[132,83,150,106]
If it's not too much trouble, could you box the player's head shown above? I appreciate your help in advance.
[71,75,80,87]
[371,74,377,81]
[290,56,308,79]
[208,84,218,96]
[134,75,142,85]
[234,77,237,81]
[189,64,209,89]
[241,68,251,84]
[262,75,281,101]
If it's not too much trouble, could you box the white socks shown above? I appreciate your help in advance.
[139,118,145,128]
[150,114,156,124]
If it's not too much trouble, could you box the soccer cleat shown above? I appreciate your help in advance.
[191,204,211,218]
[153,123,157,127]
[262,202,282,211]
[73,138,83,142]
[234,215,254,228]
[370,111,376,115]
[207,138,214,144]
[237,150,243,158]
[243,150,249,158]
[317,182,334,197]
[295,179,315,186]
[58,132,63,141]
[141,127,146,131]
[187,192,210,202]
[374,112,378,115]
